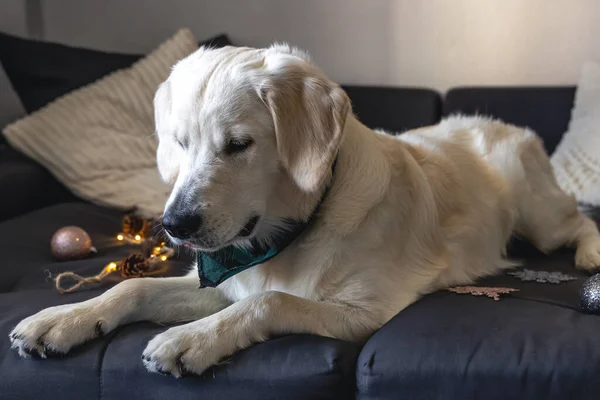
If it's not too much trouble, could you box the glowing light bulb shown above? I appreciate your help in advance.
[107,262,117,272]
[160,255,167,261]
[134,235,141,241]
[117,234,124,241]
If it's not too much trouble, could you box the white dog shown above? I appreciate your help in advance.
[10,44,600,377]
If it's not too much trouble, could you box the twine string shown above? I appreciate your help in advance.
[55,263,169,294]
[55,266,113,294]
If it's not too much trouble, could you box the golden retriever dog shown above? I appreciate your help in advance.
[10,44,600,377]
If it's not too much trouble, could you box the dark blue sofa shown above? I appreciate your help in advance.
[2,83,600,400]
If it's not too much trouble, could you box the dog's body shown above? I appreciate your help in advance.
[10,44,600,377]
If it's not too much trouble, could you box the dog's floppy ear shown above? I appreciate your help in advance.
[260,55,350,192]
[154,81,181,184]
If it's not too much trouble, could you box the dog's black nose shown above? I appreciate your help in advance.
[162,212,203,239]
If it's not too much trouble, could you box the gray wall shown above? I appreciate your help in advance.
[0,0,27,36]
[2,0,600,92]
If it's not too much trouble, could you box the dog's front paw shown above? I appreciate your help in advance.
[576,237,600,272]
[142,318,232,378]
[9,303,110,359]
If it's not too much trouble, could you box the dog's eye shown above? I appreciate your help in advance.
[225,138,254,155]
[176,138,185,149]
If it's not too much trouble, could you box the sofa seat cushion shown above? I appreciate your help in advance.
[357,250,600,400]
[0,203,359,399]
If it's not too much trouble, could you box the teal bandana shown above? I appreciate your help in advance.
[196,159,337,288]
[196,220,309,288]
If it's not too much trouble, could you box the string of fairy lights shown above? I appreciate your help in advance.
[107,214,175,275]
[55,214,174,293]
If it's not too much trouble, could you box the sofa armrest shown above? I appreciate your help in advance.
[0,143,79,221]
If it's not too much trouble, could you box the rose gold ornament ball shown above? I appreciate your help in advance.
[50,226,93,261]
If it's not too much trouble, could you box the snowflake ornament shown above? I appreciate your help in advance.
[508,269,577,284]
[446,286,519,301]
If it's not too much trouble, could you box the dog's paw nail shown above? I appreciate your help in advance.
[22,346,44,359]
[95,322,105,338]
[10,332,23,341]
[176,358,187,377]
[43,345,63,358]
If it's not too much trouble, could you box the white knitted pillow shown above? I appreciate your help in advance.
[551,61,600,206]
[3,28,198,218]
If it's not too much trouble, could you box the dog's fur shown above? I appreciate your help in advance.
[10,44,600,377]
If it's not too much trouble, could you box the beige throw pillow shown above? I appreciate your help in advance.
[551,61,600,206]
[3,28,198,217]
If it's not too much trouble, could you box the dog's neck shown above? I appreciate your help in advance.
[254,154,336,245]
[264,114,392,237]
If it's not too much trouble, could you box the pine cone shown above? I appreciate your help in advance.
[122,214,147,236]
[120,254,150,278]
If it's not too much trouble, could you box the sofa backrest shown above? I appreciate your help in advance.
[443,87,575,154]
[342,86,442,133]
[343,85,576,156]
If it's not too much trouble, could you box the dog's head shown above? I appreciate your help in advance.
[154,44,350,251]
